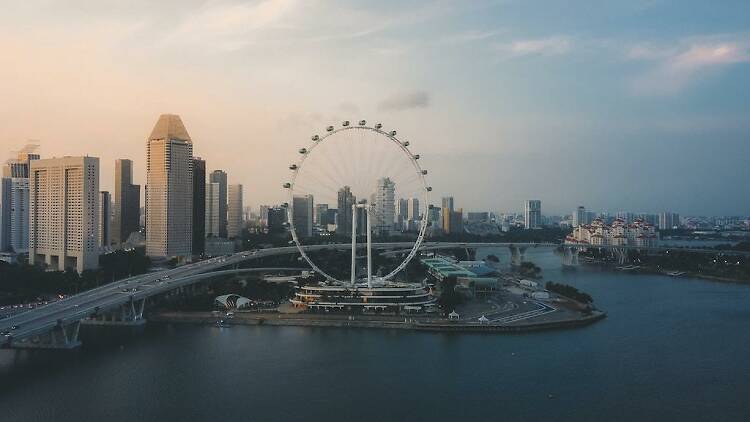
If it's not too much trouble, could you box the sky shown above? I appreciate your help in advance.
[0,0,748,216]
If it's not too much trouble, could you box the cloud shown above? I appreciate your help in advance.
[377,91,431,111]
[496,36,572,57]
[630,38,750,95]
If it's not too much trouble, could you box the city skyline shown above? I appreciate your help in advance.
[1,1,748,215]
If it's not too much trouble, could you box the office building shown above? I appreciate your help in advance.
[206,182,221,237]
[3,144,40,178]
[209,170,228,238]
[397,198,408,231]
[99,191,111,248]
[406,197,421,231]
[441,196,454,212]
[267,206,287,234]
[112,159,141,246]
[293,195,314,237]
[0,177,30,253]
[227,184,243,238]
[30,156,100,273]
[372,177,395,235]
[337,186,356,236]
[524,200,542,229]
[443,207,464,235]
[145,114,193,259]
[573,206,586,227]
[192,157,206,255]
[315,204,329,227]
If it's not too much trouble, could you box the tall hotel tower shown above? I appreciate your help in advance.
[145,114,193,260]
[29,156,100,273]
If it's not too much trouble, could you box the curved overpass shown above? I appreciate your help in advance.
[2,241,746,348]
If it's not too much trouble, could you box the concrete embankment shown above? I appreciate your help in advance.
[149,310,606,334]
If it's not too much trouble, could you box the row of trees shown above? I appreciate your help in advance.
[0,249,151,305]
[545,281,593,304]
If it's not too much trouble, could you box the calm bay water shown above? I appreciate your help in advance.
[1,248,749,422]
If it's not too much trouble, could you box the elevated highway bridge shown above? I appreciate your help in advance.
[2,241,745,349]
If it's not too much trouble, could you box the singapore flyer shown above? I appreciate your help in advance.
[284,120,432,290]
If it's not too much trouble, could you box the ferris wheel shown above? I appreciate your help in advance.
[284,120,431,286]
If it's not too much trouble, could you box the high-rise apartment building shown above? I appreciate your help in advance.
[205,182,221,237]
[145,114,193,259]
[227,184,243,238]
[209,170,228,238]
[293,195,314,237]
[29,156,100,273]
[659,212,680,230]
[112,159,141,246]
[99,191,111,248]
[192,157,206,255]
[372,177,395,235]
[337,186,355,236]
[524,200,542,229]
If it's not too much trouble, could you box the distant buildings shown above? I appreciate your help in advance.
[192,157,206,255]
[315,204,329,227]
[372,177,395,235]
[442,196,454,212]
[467,212,489,223]
[112,159,140,246]
[205,182,221,237]
[266,206,287,234]
[443,207,464,235]
[397,198,408,232]
[209,170,228,238]
[99,191,111,248]
[567,217,658,247]
[145,114,193,260]
[659,212,680,230]
[29,156,100,273]
[573,206,587,228]
[337,186,355,236]
[0,145,38,253]
[293,195,314,238]
[227,184,243,238]
[524,200,541,229]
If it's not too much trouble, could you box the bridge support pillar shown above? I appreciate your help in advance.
[10,320,82,349]
[83,298,147,327]
[509,245,527,267]
[560,247,580,267]
[613,248,628,265]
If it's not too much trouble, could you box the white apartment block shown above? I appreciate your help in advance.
[29,156,100,273]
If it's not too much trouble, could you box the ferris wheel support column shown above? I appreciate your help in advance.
[366,207,372,288]
[351,204,357,286]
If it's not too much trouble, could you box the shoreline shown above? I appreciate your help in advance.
[148,310,607,333]
[580,260,749,284]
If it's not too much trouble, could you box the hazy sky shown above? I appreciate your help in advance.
[1,0,748,216]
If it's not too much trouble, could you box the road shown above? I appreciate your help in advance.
[3,239,743,347]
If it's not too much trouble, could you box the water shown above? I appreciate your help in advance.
[2,248,749,422]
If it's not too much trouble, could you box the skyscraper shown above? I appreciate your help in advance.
[397,198,408,232]
[315,203,329,226]
[99,191,111,248]
[192,157,206,255]
[443,207,463,235]
[227,184,243,238]
[293,194,314,238]
[113,159,141,246]
[205,182,220,237]
[0,145,38,253]
[145,114,193,259]
[209,170,228,238]
[372,177,395,235]
[337,186,355,236]
[407,197,420,231]
[30,156,100,273]
[0,177,30,253]
[441,196,454,212]
[524,200,542,229]
[659,212,680,230]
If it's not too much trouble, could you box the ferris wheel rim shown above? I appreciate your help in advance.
[285,123,430,284]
